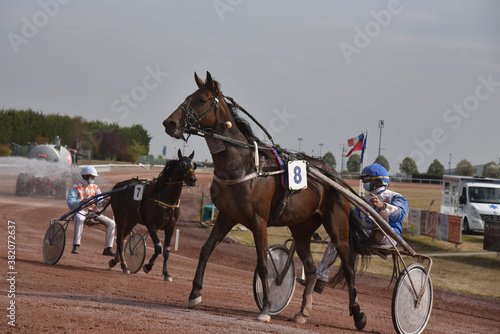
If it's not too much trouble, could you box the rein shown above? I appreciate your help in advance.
[224,95,275,147]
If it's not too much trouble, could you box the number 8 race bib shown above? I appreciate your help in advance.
[288,161,307,190]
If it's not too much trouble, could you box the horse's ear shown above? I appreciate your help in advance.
[206,71,214,90]
[194,72,204,88]
[188,151,195,159]
[206,71,220,96]
[177,149,182,159]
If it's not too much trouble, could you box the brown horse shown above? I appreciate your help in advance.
[109,149,197,280]
[162,72,371,329]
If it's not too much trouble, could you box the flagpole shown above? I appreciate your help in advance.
[359,128,369,196]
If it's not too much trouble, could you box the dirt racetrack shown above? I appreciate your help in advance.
[1,169,499,334]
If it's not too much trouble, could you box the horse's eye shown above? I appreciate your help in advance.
[199,97,207,104]
[193,163,197,170]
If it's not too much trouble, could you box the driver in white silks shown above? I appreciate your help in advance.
[67,166,116,256]
[298,163,408,294]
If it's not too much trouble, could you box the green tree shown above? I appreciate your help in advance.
[399,157,418,176]
[127,140,149,163]
[0,144,11,156]
[66,116,92,150]
[322,151,336,169]
[482,161,500,178]
[455,159,474,176]
[118,124,151,154]
[346,154,361,173]
[374,155,390,171]
[0,110,13,143]
[427,159,445,176]
[96,129,129,161]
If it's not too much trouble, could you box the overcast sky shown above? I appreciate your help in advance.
[2,1,499,173]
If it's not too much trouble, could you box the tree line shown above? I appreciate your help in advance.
[286,150,499,180]
[0,109,151,162]
[342,153,500,179]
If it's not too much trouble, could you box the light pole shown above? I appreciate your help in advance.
[298,137,303,152]
[378,120,384,164]
[339,144,346,175]
[448,153,452,175]
[319,143,323,157]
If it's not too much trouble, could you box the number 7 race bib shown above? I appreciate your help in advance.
[288,161,307,190]
[133,184,144,201]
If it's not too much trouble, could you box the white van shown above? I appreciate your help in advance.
[440,175,500,233]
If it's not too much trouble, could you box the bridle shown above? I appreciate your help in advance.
[178,89,221,134]
[177,87,276,151]
[143,157,196,212]
[174,157,197,184]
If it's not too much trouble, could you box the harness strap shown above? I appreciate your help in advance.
[213,171,260,185]
[153,199,181,208]
[213,141,285,185]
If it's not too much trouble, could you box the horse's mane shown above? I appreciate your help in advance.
[146,159,178,195]
[227,103,266,147]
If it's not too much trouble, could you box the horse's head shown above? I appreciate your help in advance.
[173,149,197,188]
[163,71,226,139]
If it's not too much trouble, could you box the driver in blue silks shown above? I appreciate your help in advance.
[298,163,408,294]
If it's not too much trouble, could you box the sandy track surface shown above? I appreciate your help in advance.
[1,170,499,333]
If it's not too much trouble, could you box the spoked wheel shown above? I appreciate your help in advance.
[124,232,146,274]
[43,222,66,265]
[253,244,296,316]
[392,263,433,334]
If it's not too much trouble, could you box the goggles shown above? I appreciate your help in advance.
[360,175,372,183]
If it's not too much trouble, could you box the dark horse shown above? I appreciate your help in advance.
[162,72,371,329]
[109,149,197,280]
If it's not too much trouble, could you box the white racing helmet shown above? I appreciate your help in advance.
[81,166,98,177]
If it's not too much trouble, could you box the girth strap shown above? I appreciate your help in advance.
[213,141,284,185]
[153,199,181,209]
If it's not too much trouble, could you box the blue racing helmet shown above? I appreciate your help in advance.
[361,164,390,186]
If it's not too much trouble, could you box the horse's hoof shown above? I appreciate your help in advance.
[143,264,151,273]
[164,275,172,282]
[354,312,367,330]
[256,314,271,323]
[122,269,130,275]
[293,312,307,324]
[188,296,202,308]
[109,259,117,268]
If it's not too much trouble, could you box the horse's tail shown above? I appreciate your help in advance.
[329,208,371,286]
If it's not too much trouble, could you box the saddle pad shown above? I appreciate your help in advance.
[271,147,286,188]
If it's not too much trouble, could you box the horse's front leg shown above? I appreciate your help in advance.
[189,214,234,308]
[252,220,272,323]
[143,225,161,274]
[162,224,176,282]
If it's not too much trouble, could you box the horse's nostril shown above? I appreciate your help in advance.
[163,119,176,129]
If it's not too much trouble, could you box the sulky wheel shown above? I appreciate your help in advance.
[124,232,146,274]
[43,222,66,265]
[392,263,433,334]
[253,244,296,316]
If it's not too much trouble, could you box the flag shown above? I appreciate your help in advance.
[345,132,367,163]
